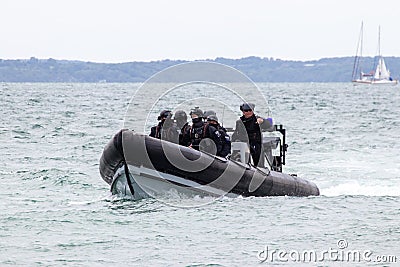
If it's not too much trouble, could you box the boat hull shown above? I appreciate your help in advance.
[110,165,240,200]
[352,79,398,85]
[100,130,320,199]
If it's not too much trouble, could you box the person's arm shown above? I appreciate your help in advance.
[220,132,231,158]
[257,116,274,132]
[180,126,191,146]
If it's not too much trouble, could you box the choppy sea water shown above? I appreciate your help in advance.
[1,82,399,266]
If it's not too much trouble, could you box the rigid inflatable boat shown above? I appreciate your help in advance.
[99,126,319,199]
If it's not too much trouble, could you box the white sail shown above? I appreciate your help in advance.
[374,58,381,79]
[375,57,391,79]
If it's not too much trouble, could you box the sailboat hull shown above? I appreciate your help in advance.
[352,79,398,85]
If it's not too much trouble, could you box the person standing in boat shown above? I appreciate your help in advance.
[150,110,179,143]
[232,103,274,166]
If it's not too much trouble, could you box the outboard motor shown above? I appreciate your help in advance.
[262,125,288,172]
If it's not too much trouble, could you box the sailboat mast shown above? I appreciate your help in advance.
[377,25,382,79]
[378,25,381,57]
[352,22,363,81]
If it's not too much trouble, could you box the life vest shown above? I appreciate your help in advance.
[190,123,231,157]
[189,124,209,148]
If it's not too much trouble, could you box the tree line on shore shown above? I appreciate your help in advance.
[1,56,400,83]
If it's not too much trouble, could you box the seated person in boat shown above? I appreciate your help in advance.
[203,110,228,132]
[232,103,274,166]
[181,107,204,148]
[174,110,190,145]
[149,110,179,143]
[206,114,231,157]
[203,110,216,122]
[182,107,230,157]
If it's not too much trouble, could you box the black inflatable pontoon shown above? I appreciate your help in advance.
[99,129,319,199]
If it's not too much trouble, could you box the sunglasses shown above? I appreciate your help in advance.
[242,109,252,112]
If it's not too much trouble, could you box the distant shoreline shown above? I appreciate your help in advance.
[1,56,400,83]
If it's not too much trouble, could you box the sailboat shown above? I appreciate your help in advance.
[352,23,398,85]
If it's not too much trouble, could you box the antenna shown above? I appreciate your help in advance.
[221,105,225,127]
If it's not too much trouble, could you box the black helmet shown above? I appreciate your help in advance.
[207,114,219,123]
[157,110,172,120]
[239,102,255,111]
[189,107,204,117]
[174,110,187,121]
[203,110,216,118]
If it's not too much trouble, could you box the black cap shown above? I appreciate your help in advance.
[189,107,204,117]
[207,115,219,123]
[240,102,255,111]
[158,110,171,120]
[174,110,187,121]
[203,110,216,118]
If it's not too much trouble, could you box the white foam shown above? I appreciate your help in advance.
[321,181,400,196]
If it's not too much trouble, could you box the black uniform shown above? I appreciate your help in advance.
[150,117,179,143]
[182,119,230,157]
[182,118,205,149]
[232,114,272,166]
[178,122,190,146]
[150,121,164,139]
[210,122,231,158]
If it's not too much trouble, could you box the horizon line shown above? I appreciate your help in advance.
[0,55,373,64]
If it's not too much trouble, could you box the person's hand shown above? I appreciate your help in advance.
[257,117,264,124]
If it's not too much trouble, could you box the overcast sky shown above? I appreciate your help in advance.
[1,0,399,63]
